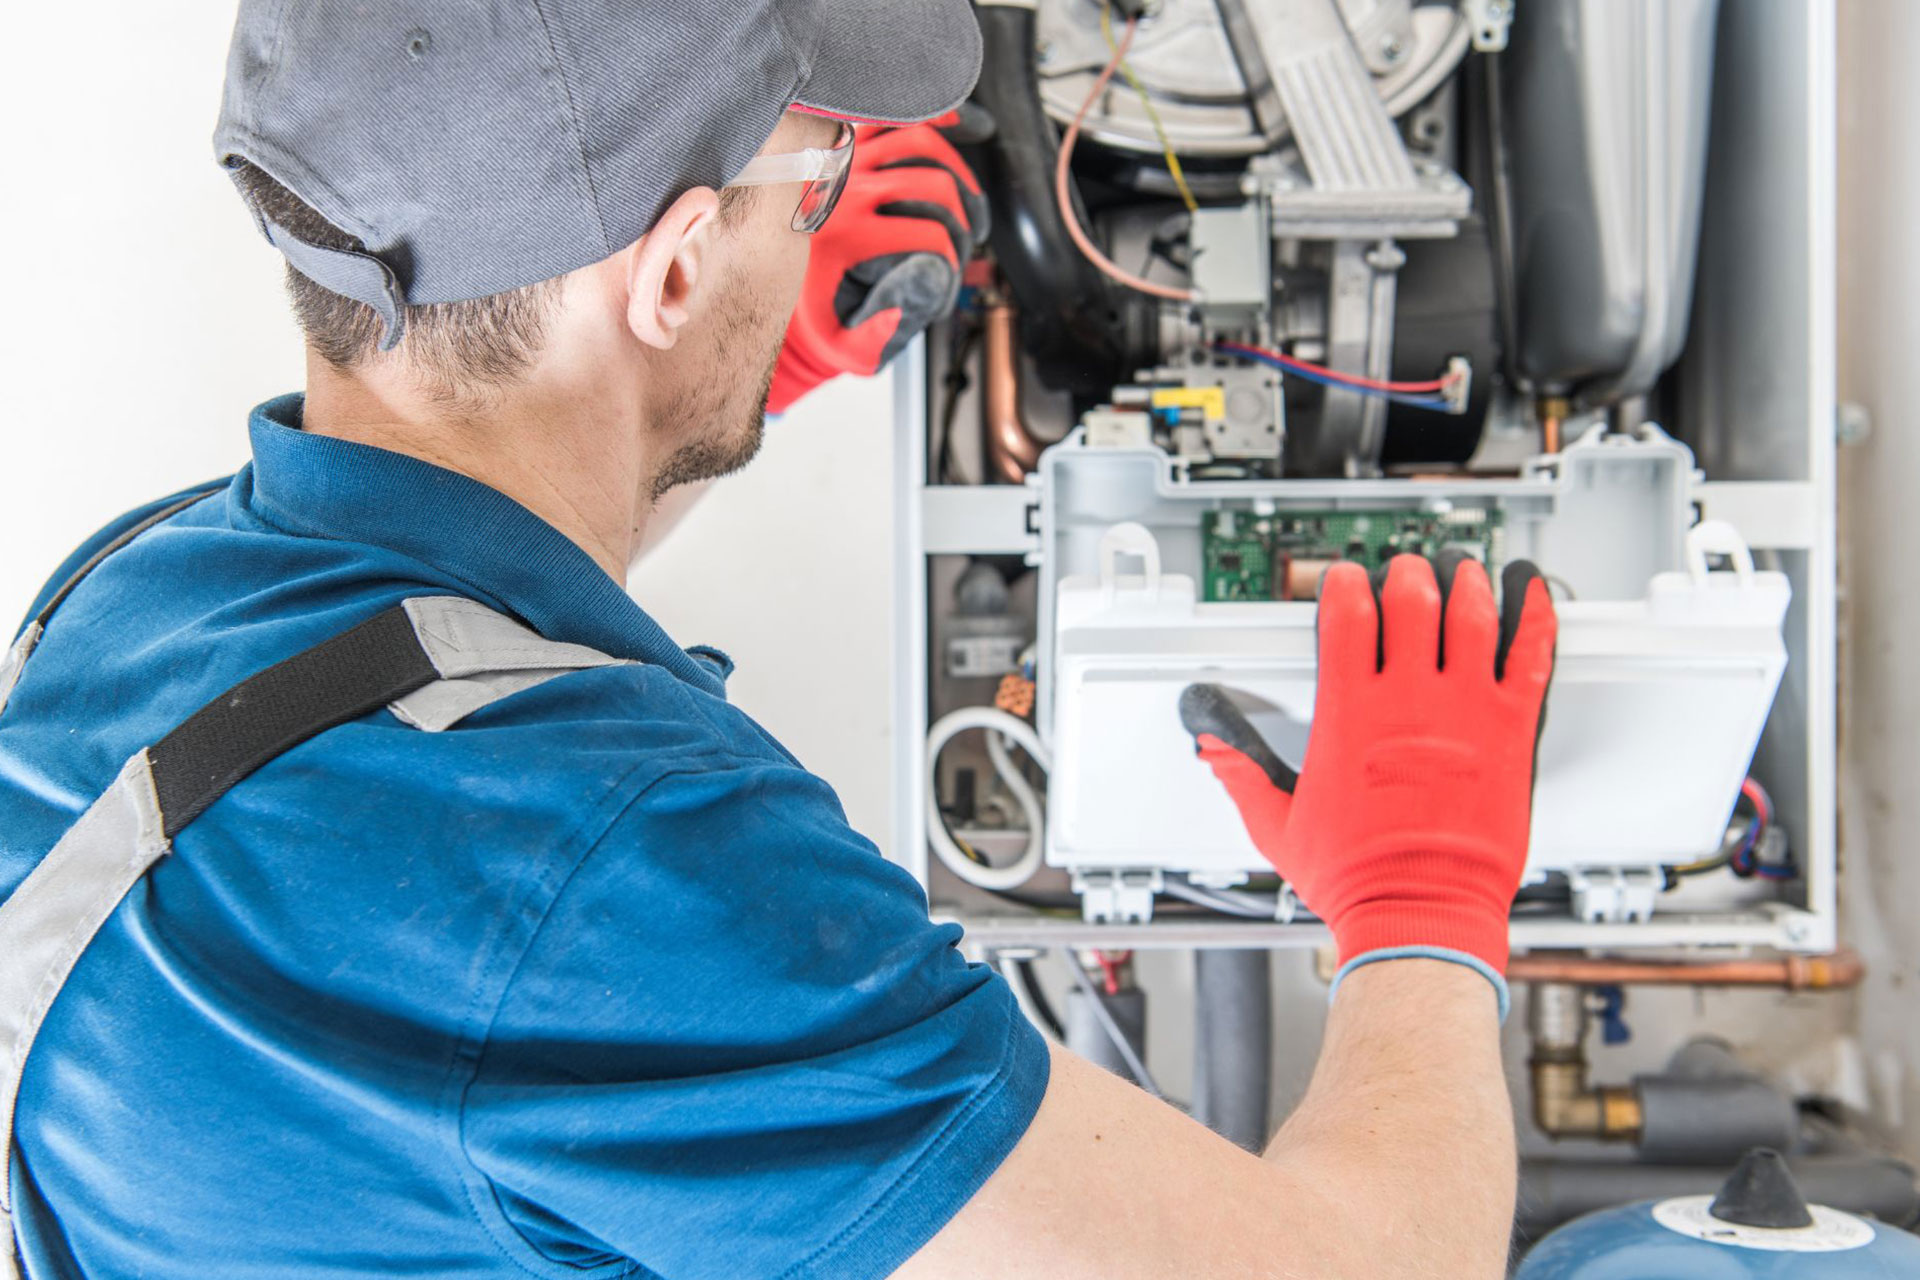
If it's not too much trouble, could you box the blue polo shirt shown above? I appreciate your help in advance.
[0,394,1048,1279]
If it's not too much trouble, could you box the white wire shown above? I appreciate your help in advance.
[986,728,1044,836]
[926,706,1052,892]
[1160,877,1279,919]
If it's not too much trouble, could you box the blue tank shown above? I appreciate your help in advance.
[1515,1150,1920,1279]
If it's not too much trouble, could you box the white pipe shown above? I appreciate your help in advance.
[925,706,1052,892]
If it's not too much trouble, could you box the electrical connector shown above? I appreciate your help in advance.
[1442,356,1473,415]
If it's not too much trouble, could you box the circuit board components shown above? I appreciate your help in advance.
[1200,505,1504,602]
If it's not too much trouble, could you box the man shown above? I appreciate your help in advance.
[0,1,1555,1276]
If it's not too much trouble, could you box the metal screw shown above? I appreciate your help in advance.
[1380,35,1406,64]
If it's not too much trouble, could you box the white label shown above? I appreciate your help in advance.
[945,636,1022,679]
[1650,1195,1876,1253]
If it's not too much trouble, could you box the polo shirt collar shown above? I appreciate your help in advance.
[243,393,729,698]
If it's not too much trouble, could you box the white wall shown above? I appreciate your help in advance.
[1836,0,1920,1152]
[0,3,898,846]
[0,5,303,621]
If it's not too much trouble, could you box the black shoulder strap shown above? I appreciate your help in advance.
[146,606,440,837]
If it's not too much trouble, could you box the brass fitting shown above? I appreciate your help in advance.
[1527,982,1644,1141]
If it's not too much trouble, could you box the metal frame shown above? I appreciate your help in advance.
[889,0,1837,958]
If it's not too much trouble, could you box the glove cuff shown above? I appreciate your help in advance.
[1330,891,1512,978]
[1330,946,1511,1023]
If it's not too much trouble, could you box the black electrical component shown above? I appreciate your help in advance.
[968,3,1153,397]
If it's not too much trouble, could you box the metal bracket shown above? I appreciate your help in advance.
[1566,866,1663,925]
[1463,0,1514,52]
[1073,867,1165,924]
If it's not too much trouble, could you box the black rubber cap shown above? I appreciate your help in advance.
[1709,1148,1816,1229]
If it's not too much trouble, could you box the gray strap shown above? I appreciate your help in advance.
[393,598,630,732]
[260,216,409,351]
[0,753,168,1234]
[0,599,627,1270]
[0,624,42,719]
[403,597,625,678]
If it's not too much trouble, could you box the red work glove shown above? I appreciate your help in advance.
[1179,553,1557,1015]
[766,112,990,414]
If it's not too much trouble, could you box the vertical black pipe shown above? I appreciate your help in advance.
[1192,948,1273,1150]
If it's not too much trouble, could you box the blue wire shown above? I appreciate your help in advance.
[1217,345,1456,412]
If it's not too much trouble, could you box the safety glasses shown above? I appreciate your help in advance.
[724,121,856,233]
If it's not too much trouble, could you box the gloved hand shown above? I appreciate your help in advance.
[1179,553,1557,1015]
[766,111,990,414]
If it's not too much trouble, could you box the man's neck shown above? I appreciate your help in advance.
[300,351,647,582]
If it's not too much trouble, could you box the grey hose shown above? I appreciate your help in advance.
[1059,951,1163,1099]
[1162,877,1281,919]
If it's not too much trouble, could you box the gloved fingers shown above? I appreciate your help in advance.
[876,190,973,266]
[876,164,990,251]
[1437,552,1499,676]
[1497,559,1558,687]
[831,173,970,267]
[841,254,953,366]
[837,229,961,316]
[1195,733,1297,838]
[859,124,982,196]
[1316,560,1382,683]
[858,125,989,249]
[781,278,899,384]
[1379,554,1444,673]
[1179,684,1298,792]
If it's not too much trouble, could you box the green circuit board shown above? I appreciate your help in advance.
[1201,505,1504,602]
[1201,510,1274,601]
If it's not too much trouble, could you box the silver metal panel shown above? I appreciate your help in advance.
[890,340,931,880]
[1504,0,1722,402]
[1679,0,1838,955]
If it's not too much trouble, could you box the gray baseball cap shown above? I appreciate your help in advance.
[214,0,982,348]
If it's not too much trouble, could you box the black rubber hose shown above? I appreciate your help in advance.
[968,4,1148,397]
[1013,957,1065,1040]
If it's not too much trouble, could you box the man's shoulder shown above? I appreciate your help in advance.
[433,651,796,768]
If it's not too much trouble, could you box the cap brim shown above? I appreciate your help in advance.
[791,0,983,125]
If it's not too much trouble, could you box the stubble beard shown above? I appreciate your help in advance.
[648,287,787,503]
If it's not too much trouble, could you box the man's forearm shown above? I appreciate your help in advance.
[1264,958,1514,1278]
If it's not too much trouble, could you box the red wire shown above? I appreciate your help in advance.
[1217,340,1457,395]
[1094,950,1131,996]
[1740,777,1772,827]
[1054,18,1198,303]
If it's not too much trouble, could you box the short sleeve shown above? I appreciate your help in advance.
[461,754,1050,1280]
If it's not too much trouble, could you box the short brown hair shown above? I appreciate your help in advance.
[230,161,564,393]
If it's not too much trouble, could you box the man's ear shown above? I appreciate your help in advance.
[624,187,723,350]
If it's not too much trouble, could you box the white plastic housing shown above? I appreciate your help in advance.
[1049,522,1790,880]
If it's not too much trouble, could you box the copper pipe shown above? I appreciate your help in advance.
[1537,394,1570,455]
[1509,947,1865,992]
[984,302,1042,484]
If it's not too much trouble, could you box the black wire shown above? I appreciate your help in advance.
[1664,790,1763,883]
[1013,957,1066,1039]
[934,319,982,485]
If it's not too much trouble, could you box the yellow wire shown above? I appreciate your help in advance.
[1101,4,1200,214]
